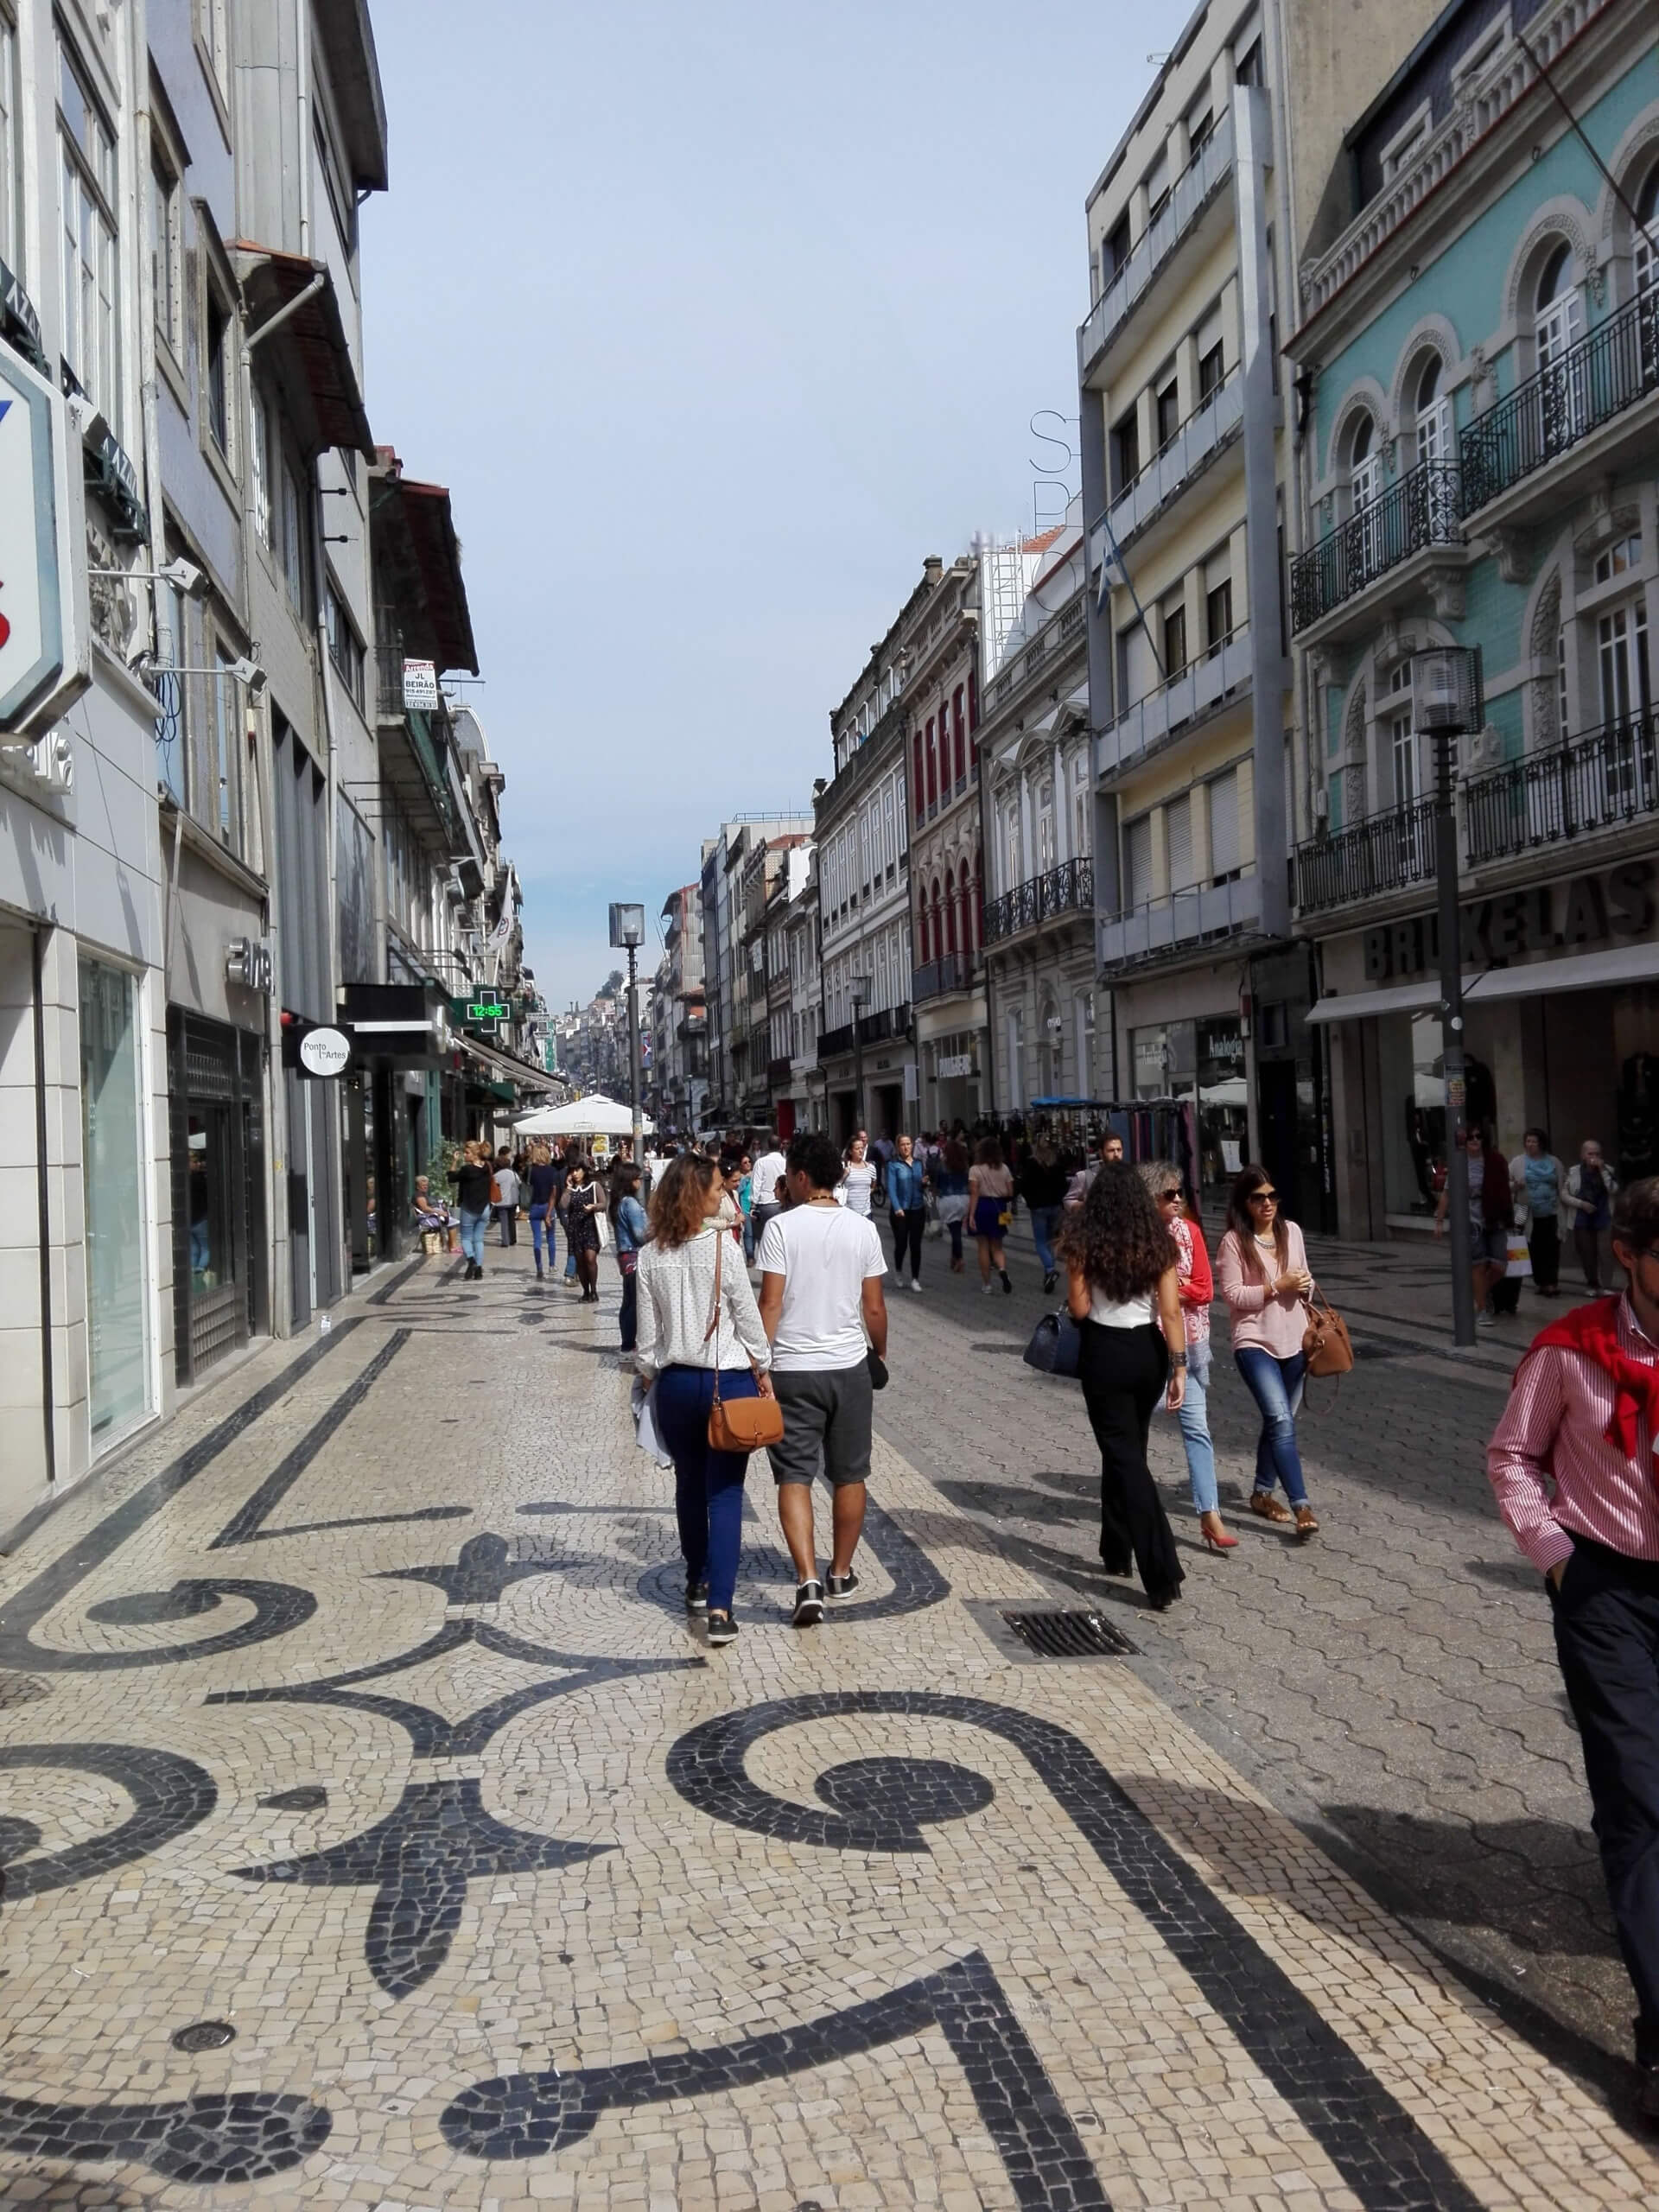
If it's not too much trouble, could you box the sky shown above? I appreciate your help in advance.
[360,1,1190,1015]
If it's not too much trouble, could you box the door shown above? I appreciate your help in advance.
[1258,1060,1300,1229]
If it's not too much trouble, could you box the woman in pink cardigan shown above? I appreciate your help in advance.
[1214,1163,1320,1540]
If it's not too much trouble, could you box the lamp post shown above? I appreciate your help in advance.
[609,903,646,1173]
[1410,646,1483,1351]
[851,978,868,1139]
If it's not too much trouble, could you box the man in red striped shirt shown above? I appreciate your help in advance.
[1489,1176,1659,2119]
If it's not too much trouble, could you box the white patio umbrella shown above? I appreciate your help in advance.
[511,1095,656,1140]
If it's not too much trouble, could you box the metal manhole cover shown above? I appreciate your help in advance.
[170,2019,236,2052]
[1001,1609,1138,1658]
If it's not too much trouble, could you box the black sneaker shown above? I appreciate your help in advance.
[1000,1269,1013,1294]
[706,1609,739,1646]
[792,1580,824,1627]
[824,1570,861,1603]
[684,1580,709,1615]
[1042,1270,1057,1294]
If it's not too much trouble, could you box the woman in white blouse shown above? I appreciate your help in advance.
[636,1154,773,1647]
[837,1135,879,1217]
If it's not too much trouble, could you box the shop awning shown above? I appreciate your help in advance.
[457,1032,562,1096]
[231,244,374,457]
[1306,939,1659,1025]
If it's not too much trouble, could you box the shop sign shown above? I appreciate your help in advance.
[1363,859,1656,982]
[937,1052,976,1078]
[226,937,274,994]
[0,349,66,732]
[298,1026,352,1077]
[402,658,440,710]
[1197,1020,1243,1066]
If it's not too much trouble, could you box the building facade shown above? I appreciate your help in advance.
[817,566,937,1141]
[1286,0,1659,1236]
[905,552,990,1132]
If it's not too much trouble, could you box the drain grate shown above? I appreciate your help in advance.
[171,2019,236,2053]
[1001,1609,1139,1659]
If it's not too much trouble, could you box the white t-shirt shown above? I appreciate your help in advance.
[750,1151,787,1211]
[758,1204,887,1371]
[494,1167,519,1207]
[837,1161,878,1217]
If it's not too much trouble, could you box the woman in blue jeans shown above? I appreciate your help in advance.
[1215,1164,1320,1540]
[524,1141,560,1281]
[1143,1161,1235,1551]
[447,1141,495,1281]
[634,1154,774,1646]
[1020,1141,1070,1295]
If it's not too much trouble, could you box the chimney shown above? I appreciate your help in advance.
[923,555,943,586]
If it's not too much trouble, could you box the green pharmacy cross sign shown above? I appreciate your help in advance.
[454,996,512,1027]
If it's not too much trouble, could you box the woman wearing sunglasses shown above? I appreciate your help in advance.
[1215,1164,1319,1540]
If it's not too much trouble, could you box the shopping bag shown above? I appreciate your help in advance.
[1505,1234,1532,1280]
[924,1192,943,1241]
[630,1377,674,1469]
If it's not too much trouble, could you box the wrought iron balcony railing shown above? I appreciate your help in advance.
[1464,710,1659,865]
[1291,797,1438,915]
[912,950,982,1001]
[982,858,1096,944]
[1459,290,1659,514]
[818,1023,854,1061]
[1290,462,1463,635]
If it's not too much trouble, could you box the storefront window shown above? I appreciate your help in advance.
[1130,1015,1246,1209]
[79,957,149,1442]
[1377,1010,1446,1218]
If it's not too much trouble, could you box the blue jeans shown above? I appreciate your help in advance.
[529,1203,552,1272]
[458,1207,488,1267]
[652,1363,759,1612]
[1233,1345,1308,1505]
[1028,1205,1061,1278]
[1174,1340,1217,1515]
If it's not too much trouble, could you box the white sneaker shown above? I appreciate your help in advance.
[909,1279,923,1294]
[982,1281,995,1295]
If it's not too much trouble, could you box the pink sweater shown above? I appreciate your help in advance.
[1214,1220,1313,1357]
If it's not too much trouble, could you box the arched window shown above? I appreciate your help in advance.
[912,732,925,824]
[938,876,953,954]
[1348,413,1380,513]
[917,893,930,965]
[1637,165,1659,296]
[1535,241,1583,365]
[925,717,938,807]
[957,861,973,956]
[1412,353,1449,462]
[952,687,966,784]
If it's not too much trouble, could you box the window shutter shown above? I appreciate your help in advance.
[1125,814,1153,907]
[1209,771,1240,878]
[1166,794,1193,889]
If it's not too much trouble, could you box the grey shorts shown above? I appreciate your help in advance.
[1476,1224,1510,1265]
[767,1364,874,1488]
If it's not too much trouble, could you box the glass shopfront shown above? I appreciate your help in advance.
[1130,1014,1247,1213]
[168,1012,266,1383]
[79,957,151,1445]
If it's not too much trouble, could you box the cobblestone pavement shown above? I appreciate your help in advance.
[0,1238,1651,2210]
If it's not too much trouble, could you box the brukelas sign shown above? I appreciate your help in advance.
[1362,859,1656,982]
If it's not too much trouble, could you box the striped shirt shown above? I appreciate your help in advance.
[1486,1295,1659,1573]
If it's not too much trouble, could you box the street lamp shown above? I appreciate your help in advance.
[609,902,646,1171]
[1410,645,1483,1351]
[851,976,869,1139]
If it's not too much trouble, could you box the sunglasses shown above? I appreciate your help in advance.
[1248,1189,1278,1203]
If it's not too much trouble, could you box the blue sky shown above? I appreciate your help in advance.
[360,2,1188,1014]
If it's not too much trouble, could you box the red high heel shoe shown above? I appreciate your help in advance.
[1200,1515,1238,1553]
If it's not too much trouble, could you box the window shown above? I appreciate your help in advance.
[1388,661,1420,808]
[196,0,230,104]
[912,732,925,823]
[952,686,965,784]
[1187,102,1214,157]
[1167,792,1194,890]
[1205,576,1233,653]
[205,283,232,458]
[1380,104,1431,181]
[1103,212,1130,284]
[1599,603,1651,725]
[1452,13,1510,91]
[1234,35,1264,87]
[1349,415,1382,579]
[1145,150,1170,226]
[281,457,307,613]
[1123,813,1152,908]
[1113,405,1141,491]
[212,645,240,844]
[1072,760,1090,858]
[1038,779,1055,869]
[1156,378,1180,452]
[1637,165,1658,360]
[58,38,118,429]
[149,149,181,359]
[925,717,938,807]
[0,10,16,275]
[326,582,366,713]
[250,390,272,547]
[1198,340,1225,403]
[1594,533,1642,586]
[1414,353,1451,465]
[1162,601,1187,680]
[1209,769,1241,880]
[313,105,357,257]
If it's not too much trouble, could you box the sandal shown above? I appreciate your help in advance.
[1294,1505,1320,1541]
[1249,1492,1294,1525]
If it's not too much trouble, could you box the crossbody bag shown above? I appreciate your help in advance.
[704,1230,785,1452]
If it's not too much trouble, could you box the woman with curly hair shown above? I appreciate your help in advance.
[1058,1161,1188,1609]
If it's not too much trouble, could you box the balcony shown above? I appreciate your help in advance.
[1290,463,1463,639]
[818,1023,854,1061]
[1097,627,1254,779]
[1098,872,1262,968]
[1292,798,1437,917]
[912,950,983,1002]
[983,859,1095,947]
[1465,711,1659,867]
[1077,106,1235,382]
[1459,291,1659,523]
[767,1055,794,1090]
[1100,371,1244,556]
[376,644,406,724]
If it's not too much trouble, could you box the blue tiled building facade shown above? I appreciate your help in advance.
[1286,0,1659,1241]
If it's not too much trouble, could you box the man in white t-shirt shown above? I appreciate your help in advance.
[748,1137,787,1255]
[758,1130,888,1626]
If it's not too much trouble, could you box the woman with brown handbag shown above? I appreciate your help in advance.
[635,1154,775,1647]
[1215,1164,1322,1542]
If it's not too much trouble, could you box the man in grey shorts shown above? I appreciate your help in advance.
[757,1130,888,1626]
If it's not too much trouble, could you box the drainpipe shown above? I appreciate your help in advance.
[32,926,56,1488]
[296,8,312,258]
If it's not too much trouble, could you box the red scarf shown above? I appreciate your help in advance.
[1515,1296,1659,1471]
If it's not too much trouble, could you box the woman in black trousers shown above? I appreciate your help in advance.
[1060,1162,1188,1610]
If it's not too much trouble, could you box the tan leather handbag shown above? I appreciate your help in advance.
[1301,1287,1354,1378]
[705,1230,785,1452]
